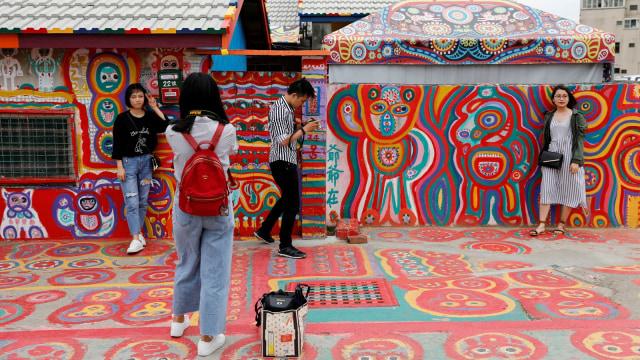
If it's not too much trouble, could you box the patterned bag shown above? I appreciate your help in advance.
[255,284,310,358]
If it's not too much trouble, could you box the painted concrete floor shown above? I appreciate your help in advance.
[1,226,639,359]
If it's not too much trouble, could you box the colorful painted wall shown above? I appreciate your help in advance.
[0,48,208,240]
[0,48,328,240]
[213,61,327,239]
[326,83,640,228]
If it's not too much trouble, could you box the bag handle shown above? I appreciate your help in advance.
[254,293,267,327]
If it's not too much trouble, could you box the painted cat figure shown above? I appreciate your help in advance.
[1,189,48,239]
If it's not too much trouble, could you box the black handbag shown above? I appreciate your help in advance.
[538,150,563,169]
[150,154,160,170]
[255,283,310,326]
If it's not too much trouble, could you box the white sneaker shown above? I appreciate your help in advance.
[198,334,225,357]
[139,233,146,247]
[126,239,144,254]
[170,315,190,337]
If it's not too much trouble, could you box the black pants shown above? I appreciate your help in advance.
[261,161,300,249]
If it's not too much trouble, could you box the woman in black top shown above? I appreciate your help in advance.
[111,83,168,254]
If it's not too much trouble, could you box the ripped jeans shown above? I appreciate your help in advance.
[120,154,152,236]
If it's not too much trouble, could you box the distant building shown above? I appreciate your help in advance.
[581,0,640,77]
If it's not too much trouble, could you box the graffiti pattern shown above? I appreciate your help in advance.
[328,83,640,228]
[322,0,615,65]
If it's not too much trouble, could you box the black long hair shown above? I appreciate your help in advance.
[171,72,230,133]
[551,84,577,109]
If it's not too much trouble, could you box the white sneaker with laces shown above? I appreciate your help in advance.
[198,334,225,357]
[126,239,144,254]
[170,315,190,337]
[139,233,146,247]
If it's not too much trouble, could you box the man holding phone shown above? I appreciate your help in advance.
[254,78,319,259]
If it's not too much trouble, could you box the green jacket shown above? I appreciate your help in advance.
[542,108,588,166]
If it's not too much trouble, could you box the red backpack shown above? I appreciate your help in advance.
[178,124,233,216]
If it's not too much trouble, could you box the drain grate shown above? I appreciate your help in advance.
[287,278,397,308]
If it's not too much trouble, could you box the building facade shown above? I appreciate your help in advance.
[581,0,640,77]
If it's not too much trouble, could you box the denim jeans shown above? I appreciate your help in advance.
[120,154,152,236]
[260,160,300,249]
[172,193,234,336]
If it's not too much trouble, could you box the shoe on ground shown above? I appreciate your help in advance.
[139,233,146,247]
[198,334,225,357]
[277,246,307,259]
[127,239,144,254]
[170,315,190,337]
[254,229,275,244]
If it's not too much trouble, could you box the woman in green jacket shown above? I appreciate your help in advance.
[530,85,588,236]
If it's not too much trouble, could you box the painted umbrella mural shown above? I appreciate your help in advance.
[322,0,615,65]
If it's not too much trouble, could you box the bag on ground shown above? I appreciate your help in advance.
[255,284,310,358]
[178,124,230,216]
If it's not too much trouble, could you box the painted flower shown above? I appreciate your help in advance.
[382,44,394,57]
[544,45,556,56]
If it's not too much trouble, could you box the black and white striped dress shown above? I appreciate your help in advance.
[540,117,587,209]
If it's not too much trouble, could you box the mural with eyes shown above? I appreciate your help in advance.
[52,178,118,239]
[451,86,538,225]
[328,84,432,226]
[147,48,191,95]
[1,189,48,239]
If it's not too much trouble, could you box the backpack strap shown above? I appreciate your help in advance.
[210,123,225,148]
[181,123,225,151]
[182,133,199,151]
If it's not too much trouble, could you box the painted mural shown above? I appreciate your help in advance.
[327,83,640,228]
[322,0,615,65]
[212,68,327,238]
[0,45,326,240]
[0,48,208,240]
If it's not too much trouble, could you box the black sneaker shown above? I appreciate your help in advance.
[277,246,307,259]
[254,229,275,244]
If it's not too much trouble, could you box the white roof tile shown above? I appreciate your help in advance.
[299,0,393,16]
[266,0,299,26]
[0,0,231,32]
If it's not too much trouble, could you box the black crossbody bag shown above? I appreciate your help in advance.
[538,128,569,170]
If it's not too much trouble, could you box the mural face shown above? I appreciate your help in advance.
[1,189,48,239]
[327,83,640,227]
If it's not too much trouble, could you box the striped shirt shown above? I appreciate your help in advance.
[268,96,299,164]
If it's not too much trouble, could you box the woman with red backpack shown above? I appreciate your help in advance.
[165,72,238,357]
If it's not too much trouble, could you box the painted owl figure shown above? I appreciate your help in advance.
[1,189,48,239]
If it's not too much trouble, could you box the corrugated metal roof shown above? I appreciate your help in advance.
[299,0,393,17]
[0,0,231,33]
[266,0,300,26]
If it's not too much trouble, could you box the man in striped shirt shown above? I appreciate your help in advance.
[254,78,319,259]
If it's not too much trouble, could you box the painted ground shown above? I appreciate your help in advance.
[1,227,639,359]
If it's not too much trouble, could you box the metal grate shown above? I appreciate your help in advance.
[287,278,398,308]
[0,112,76,184]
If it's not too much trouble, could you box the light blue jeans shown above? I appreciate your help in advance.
[120,154,152,236]
[172,193,234,336]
